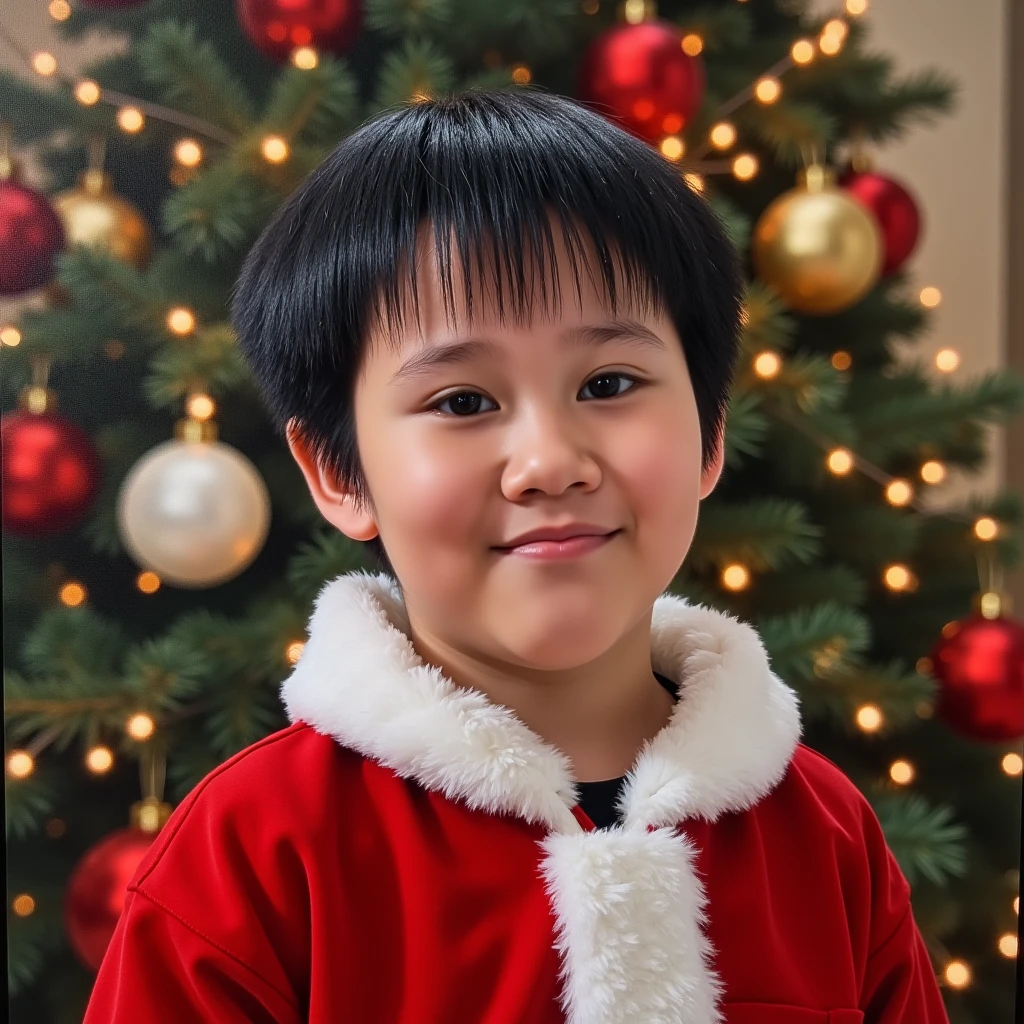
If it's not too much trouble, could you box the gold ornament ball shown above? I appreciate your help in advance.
[752,165,882,315]
[53,169,151,270]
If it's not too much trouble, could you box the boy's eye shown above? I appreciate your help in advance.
[430,372,642,418]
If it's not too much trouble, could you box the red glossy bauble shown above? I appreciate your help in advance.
[64,827,157,971]
[838,169,922,276]
[1,409,100,536]
[931,613,1024,742]
[577,20,704,146]
[0,179,65,296]
[235,0,362,63]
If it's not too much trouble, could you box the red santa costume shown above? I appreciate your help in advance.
[85,571,950,1023]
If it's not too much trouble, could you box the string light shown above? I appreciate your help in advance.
[623,0,647,25]
[1002,753,1023,777]
[824,19,849,41]
[137,571,161,594]
[683,172,704,193]
[105,340,126,359]
[710,121,737,149]
[261,135,290,163]
[791,39,815,64]
[48,0,71,21]
[682,34,703,57]
[1,325,22,347]
[846,0,868,14]
[855,705,883,733]
[7,751,35,779]
[721,564,750,591]
[174,139,203,167]
[74,80,101,106]
[753,351,782,379]
[286,640,306,665]
[974,517,999,541]
[166,307,196,335]
[659,136,684,161]
[921,460,946,484]
[831,350,852,371]
[934,348,960,373]
[754,77,781,104]
[291,46,318,69]
[45,818,66,838]
[920,286,942,308]
[59,582,87,607]
[512,64,532,84]
[126,713,155,741]
[998,934,1018,958]
[732,154,758,180]
[12,894,36,917]
[85,746,114,774]
[819,32,843,56]
[32,52,58,77]
[944,961,971,988]
[186,393,216,420]
[885,479,914,506]
[117,106,145,133]
[827,448,854,475]
[889,760,914,785]
[883,563,915,592]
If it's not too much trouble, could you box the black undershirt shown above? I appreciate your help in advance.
[575,671,680,831]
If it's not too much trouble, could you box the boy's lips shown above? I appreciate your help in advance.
[493,523,619,549]
[493,530,622,560]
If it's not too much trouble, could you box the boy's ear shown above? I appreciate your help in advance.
[699,429,727,500]
[285,419,379,542]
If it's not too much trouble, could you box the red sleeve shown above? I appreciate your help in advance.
[84,888,303,1024]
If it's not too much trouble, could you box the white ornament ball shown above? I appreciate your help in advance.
[117,439,271,588]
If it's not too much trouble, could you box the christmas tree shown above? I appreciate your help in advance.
[3,1,1024,1021]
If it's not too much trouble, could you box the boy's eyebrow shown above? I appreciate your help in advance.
[388,318,667,386]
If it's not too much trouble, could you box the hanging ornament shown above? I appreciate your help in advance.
[1,360,101,537]
[65,749,172,972]
[576,19,704,146]
[53,163,151,271]
[235,0,363,63]
[931,591,1024,743]
[838,161,922,277]
[117,417,271,588]
[0,148,66,296]
[752,163,883,315]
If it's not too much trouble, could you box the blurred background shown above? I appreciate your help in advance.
[2,1,1023,1021]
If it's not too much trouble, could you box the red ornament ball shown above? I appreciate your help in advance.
[838,168,922,276]
[1,408,100,536]
[577,20,704,146]
[64,826,157,972]
[931,612,1024,742]
[235,0,362,63]
[0,178,65,296]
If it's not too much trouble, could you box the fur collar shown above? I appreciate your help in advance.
[283,571,802,835]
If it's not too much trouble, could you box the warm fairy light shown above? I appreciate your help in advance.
[166,307,196,335]
[1015,897,1020,915]
[683,172,704,193]
[846,0,868,14]
[974,517,999,541]
[137,571,161,594]
[126,713,155,741]
[721,564,750,591]
[75,80,101,105]
[1,325,22,347]
[883,564,914,591]
[12,894,36,917]
[732,154,758,180]
[921,460,946,484]
[60,582,87,607]
[410,90,432,104]
[187,393,216,420]
[998,934,1018,958]
[919,286,942,308]
[819,32,843,56]
[174,139,203,167]
[105,340,126,359]
[791,39,815,64]
[7,751,35,780]
[511,64,532,84]
[944,961,971,988]
[117,106,145,132]
[286,640,306,665]
[45,817,66,837]
[32,52,58,77]
[1002,753,1023,777]
[291,46,319,69]
[889,760,914,785]
[623,0,646,24]
[885,479,913,506]
[827,448,854,475]
[855,705,883,733]
[831,350,852,371]
[934,348,960,373]
[753,351,781,379]
[710,121,737,149]
[49,0,72,21]
[261,135,290,163]
[659,136,685,161]
[824,18,849,40]
[754,77,781,104]
[681,34,703,56]
[86,746,114,774]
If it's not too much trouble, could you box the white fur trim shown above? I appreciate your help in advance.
[283,571,802,1023]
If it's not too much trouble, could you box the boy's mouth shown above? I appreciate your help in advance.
[493,529,622,560]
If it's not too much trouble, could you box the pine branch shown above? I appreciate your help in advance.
[739,281,797,351]
[5,773,57,840]
[136,20,255,136]
[122,635,213,712]
[844,68,957,144]
[871,792,969,887]
[261,57,361,147]
[722,391,770,466]
[750,563,868,616]
[739,352,849,417]
[826,503,922,565]
[689,497,823,572]
[800,659,938,729]
[287,530,373,606]
[739,100,839,167]
[19,606,127,680]
[7,897,65,996]
[674,4,753,51]
[757,601,872,684]
[143,324,251,410]
[371,37,458,109]
[706,194,750,251]
[366,0,454,36]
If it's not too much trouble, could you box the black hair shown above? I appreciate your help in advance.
[232,87,743,580]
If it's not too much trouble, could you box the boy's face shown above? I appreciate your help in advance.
[289,225,724,672]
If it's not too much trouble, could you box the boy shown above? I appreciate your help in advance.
[85,89,949,1023]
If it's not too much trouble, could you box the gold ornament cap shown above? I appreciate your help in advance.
[131,796,173,834]
[18,385,58,415]
[798,164,837,192]
[174,417,219,443]
[972,590,1012,619]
